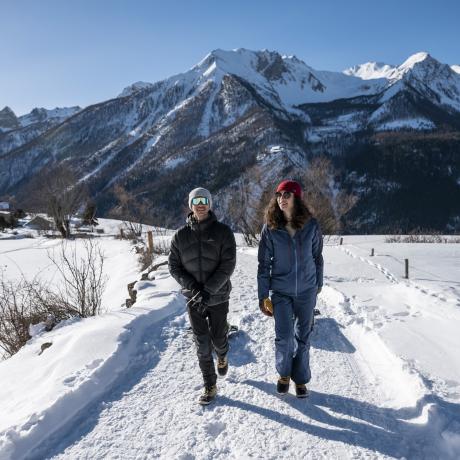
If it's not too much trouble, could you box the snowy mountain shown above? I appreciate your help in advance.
[18,106,81,128]
[0,49,459,232]
[0,105,81,157]
[344,61,398,80]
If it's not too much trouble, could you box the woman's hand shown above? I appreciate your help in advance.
[259,298,273,317]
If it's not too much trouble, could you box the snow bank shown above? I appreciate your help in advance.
[0,262,183,460]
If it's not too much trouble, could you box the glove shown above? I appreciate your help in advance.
[187,286,210,316]
[200,290,210,306]
[259,298,273,317]
[190,282,204,298]
[317,286,322,295]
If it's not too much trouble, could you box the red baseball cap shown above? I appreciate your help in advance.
[276,180,303,198]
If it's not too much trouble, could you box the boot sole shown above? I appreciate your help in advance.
[198,399,214,405]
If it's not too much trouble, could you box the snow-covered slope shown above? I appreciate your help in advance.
[18,106,81,128]
[344,61,398,80]
[0,235,460,459]
[393,52,460,111]
[0,106,81,158]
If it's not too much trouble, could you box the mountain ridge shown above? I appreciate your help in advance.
[1,48,459,233]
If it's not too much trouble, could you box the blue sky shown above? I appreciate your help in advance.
[1,0,459,115]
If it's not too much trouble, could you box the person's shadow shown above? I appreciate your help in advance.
[218,381,460,459]
[311,317,356,353]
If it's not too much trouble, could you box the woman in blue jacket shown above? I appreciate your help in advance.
[257,180,323,398]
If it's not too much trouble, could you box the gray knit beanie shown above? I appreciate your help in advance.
[188,187,212,210]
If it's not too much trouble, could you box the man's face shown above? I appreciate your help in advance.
[191,196,210,221]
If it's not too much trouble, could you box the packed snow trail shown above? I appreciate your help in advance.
[30,248,459,459]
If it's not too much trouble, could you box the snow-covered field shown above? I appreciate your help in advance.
[1,227,459,459]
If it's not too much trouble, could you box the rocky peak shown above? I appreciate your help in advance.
[118,81,155,98]
[0,106,19,131]
[397,52,452,80]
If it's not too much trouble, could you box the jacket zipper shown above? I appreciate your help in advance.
[198,222,203,283]
[293,235,298,296]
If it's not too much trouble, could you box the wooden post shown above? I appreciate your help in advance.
[147,230,153,254]
[371,248,374,256]
[120,228,124,239]
[405,259,409,279]
[340,237,343,245]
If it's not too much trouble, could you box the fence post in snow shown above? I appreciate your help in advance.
[371,248,374,256]
[147,230,154,254]
[405,259,409,279]
[340,237,343,245]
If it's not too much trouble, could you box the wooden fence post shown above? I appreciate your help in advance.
[147,230,153,254]
[371,248,374,256]
[340,237,343,245]
[405,259,409,279]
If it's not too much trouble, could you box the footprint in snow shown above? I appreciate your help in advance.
[204,421,226,437]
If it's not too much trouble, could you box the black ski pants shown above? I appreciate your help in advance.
[187,301,229,386]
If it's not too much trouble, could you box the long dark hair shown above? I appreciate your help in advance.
[265,195,313,230]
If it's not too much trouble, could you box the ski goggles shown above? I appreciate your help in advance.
[191,196,209,206]
[275,191,293,200]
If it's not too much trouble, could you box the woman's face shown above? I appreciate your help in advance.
[276,191,295,215]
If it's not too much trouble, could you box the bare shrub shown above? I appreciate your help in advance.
[48,239,108,317]
[80,200,99,228]
[136,227,171,270]
[303,156,358,235]
[0,277,72,359]
[36,165,87,238]
[138,247,154,271]
[150,227,171,255]
[0,240,108,359]
[0,213,18,231]
[113,185,147,238]
[0,277,36,358]
[227,169,269,246]
[385,231,460,243]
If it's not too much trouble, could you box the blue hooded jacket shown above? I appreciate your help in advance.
[257,218,324,299]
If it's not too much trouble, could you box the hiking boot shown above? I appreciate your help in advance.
[217,355,228,377]
[276,376,290,394]
[295,384,309,399]
[198,385,217,405]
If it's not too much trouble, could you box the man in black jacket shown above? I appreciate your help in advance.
[168,187,236,405]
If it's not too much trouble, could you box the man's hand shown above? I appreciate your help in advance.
[187,286,211,315]
[190,282,204,298]
[200,290,210,305]
[259,298,273,317]
[317,286,322,295]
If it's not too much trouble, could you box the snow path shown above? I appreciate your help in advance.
[29,249,460,459]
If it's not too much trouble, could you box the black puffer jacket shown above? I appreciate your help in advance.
[168,211,236,306]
